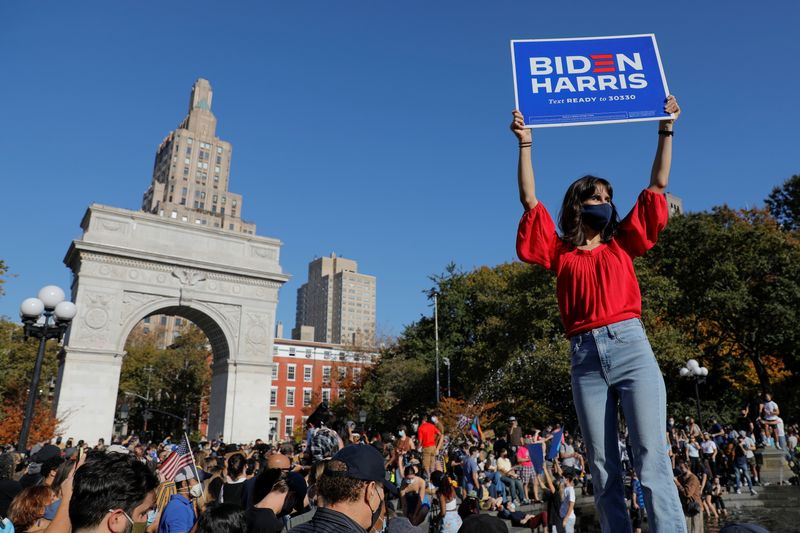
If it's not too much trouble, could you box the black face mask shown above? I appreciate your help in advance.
[367,486,384,532]
[581,203,613,231]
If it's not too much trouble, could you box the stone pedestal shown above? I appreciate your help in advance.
[55,348,124,444]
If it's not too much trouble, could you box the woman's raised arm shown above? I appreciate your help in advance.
[511,110,537,210]
[649,95,681,193]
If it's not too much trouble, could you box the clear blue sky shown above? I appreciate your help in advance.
[1,1,798,337]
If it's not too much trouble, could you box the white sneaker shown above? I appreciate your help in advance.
[750,489,758,496]
[735,489,741,494]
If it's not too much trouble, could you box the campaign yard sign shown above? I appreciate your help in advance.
[511,34,672,128]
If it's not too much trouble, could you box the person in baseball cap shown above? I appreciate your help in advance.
[291,444,395,533]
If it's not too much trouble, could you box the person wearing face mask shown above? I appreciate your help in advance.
[156,481,196,533]
[68,453,158,533]
[393,426,413,489]
[289,445,395,533]
[512,96,687,532]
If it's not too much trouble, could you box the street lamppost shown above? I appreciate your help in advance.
[679,359,709,431]
[442,357,451,397]
[18,285,77,452]
[434,293,440,404]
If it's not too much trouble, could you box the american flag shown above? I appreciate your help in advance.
[158,436,193,481]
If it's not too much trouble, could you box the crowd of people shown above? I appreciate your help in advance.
[0,392,795,533]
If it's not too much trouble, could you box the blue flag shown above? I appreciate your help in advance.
[528,443,544,475]
[547,429,564,461]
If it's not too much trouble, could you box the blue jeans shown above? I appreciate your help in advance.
[484,471,507,500]
[570,318,686,533]
[734,459,753,490]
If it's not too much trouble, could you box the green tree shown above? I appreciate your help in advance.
[0,319,62,445]
[645,207,800,399]
[0,319,61,405]
[119,324,211,439]
[360,262,579,432]
[765,174,800,231]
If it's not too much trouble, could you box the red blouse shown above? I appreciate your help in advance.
[516,189,668,337]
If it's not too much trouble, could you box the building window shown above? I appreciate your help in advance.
[323,351,331,360]
[289,347,296,357]
[143,317,150,324]
[286,388,295,407]
[305,348,312,358]
[353,367,362,383]
[322,366,331,384]
[171,211,177,218]
[270,387,277,407]
[338,367,347,381]
[287,364,296,381]
[304,365,312,382]
[217,146,223,154]
[321,388,331,403]
[187,138,193,144]
[284,416,294,439]
[303,388,312,407]
[271,363,279,380]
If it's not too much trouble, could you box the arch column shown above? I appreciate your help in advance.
[208,359,272,443]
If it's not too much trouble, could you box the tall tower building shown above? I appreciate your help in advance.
[133,79,257,348]
[292,253,376,346]
[141,78,255,234]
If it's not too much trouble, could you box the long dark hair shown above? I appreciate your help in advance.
[558,175,620,248]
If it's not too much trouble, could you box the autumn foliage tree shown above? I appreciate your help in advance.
[0,319,63,446]
[0,399,61,447]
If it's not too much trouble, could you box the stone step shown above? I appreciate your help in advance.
[756,447,796,484]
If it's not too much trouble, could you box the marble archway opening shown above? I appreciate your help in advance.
[114,308,223,442]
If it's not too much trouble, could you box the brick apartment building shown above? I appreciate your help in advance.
[269,338,377,441]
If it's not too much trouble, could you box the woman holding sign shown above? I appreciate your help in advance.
[511,96,685,533]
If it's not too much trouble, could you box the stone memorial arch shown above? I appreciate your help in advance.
[53,204,288,443]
